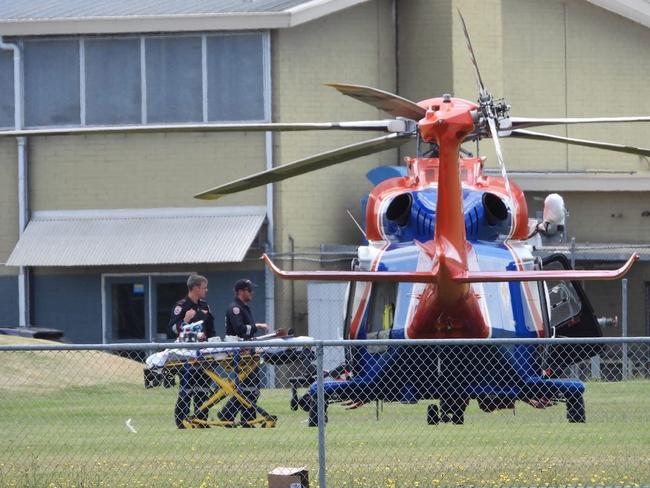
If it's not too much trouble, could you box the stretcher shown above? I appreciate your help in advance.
[144,337,313,429]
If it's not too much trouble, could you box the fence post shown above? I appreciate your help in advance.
[316,342,326,488]
[622,278,629,380]
[570,237,576,269]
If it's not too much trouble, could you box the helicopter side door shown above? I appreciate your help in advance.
[542,254,602,372]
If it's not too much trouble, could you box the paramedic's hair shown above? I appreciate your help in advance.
[187,274,207,291]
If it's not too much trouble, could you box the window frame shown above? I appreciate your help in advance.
[12,30,269,130]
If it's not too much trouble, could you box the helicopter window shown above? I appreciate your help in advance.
[366,282,397,339]
[543,259,582,330]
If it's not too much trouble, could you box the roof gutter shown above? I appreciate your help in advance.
[0,36,29,327]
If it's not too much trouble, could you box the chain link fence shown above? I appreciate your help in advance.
[1,338,649,488]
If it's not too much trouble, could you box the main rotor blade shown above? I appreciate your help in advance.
[326,83,426,120]
[510,116,650,130]
[457,10,488,100]
[487,117,513,199]
[0,120,408,138]
[510,129,650,157]
[194,132,413,200]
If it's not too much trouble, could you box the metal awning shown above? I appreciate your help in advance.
[6,206,266,266]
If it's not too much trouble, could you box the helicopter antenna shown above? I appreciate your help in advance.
[346,209,367,239]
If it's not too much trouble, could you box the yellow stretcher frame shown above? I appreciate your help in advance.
[163,351,277,429]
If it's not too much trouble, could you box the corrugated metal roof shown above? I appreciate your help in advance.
[0,0,311,20]
[0,0,372,35]
[6,206,266,266]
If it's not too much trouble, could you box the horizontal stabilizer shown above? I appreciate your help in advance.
[455,254,638,283]
[263,253,638,284]
[263,254,437,283]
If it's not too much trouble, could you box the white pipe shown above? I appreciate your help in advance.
[262,30,275,335]
[0,36,29,327]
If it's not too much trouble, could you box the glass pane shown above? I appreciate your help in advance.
[85,38,141,124]
[156,282,187,339]
[207,34,264,121]
[111,282,146,340]
[145,36,202,123]
[24,40,80,127]
[0,49,14,128]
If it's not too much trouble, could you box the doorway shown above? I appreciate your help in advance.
[103,273,189,343]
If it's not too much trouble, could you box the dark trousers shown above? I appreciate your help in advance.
[174,364,212,427]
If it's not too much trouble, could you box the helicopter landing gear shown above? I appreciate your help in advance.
[427,404,439,425]
[428,398,468,425]
[566,394,586,423]
[307,396,328,427]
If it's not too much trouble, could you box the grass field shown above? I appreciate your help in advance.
[0,339,649,487]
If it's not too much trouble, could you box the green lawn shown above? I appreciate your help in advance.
[0,342,649,487]
[1,378,649,487]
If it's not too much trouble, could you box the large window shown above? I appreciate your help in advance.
[146,36,203,123]
[0,49,14,128]
[85,38,141,125]
[208,34,264,121]
[24,40,80,127]
[11,32,267,130]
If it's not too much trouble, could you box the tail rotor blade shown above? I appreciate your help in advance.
[510,129,650,157]
[194,132,413,200]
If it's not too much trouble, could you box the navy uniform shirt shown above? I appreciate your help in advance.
[225,298,258,340]
[168,296,215,339]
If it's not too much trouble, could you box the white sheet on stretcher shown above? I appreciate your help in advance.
[145,336,314,370]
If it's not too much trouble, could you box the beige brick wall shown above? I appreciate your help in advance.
[0,138,18,276]
[29,132,266,210]
[272,0,396,331]
[273,0,397,251]
[499,0,650,173]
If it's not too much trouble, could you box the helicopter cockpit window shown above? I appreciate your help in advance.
[543,258,582,330]
[366,282,397,340]
[547,281,582,329]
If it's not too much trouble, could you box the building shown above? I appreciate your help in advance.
[1,0,649,342]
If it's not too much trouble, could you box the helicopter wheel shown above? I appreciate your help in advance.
[566,394,586,423]
[440,398,466,425]
[427,404,440,425]
[307,397,328,427]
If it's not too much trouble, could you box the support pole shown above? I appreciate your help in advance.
[316,343,326,488]
[621,278,628,379]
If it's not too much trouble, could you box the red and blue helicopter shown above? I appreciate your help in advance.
[193,13,649,426]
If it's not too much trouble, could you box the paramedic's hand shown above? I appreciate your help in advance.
[256,323,269,331]
[184,309,197,323]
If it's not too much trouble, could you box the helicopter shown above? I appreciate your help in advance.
[191,12,648,426]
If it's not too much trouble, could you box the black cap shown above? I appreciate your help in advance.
[234,279,256,292]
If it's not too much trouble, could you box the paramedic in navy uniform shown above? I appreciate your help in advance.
[168,274,215,428]
[217,279,268,426]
